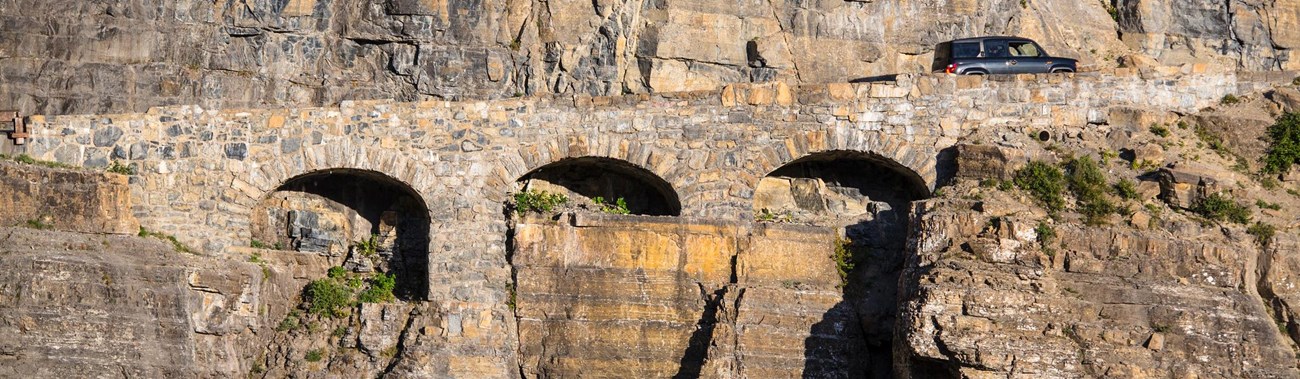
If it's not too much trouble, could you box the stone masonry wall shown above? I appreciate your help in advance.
[13,69,1296,375]
[0,161,139,234]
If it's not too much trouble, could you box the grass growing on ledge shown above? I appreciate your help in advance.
[106,161,135,175]
[512,190,569,213]
[22,219,53,230]
[138,227,195,254]
[4,154,77,170]
[593,196,630,215]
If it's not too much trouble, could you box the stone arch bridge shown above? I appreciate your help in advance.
[24,71,1272,252]
[15,70,1290,377]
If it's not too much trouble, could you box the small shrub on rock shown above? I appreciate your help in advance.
[831,238,861,288]
[1247,222,1277,247]
[304,349,323,362]
[1149,124,1170,137]
[306,277,353,317]
[357,273,396,303]
[1192,193,1251,224]
[1035,221,1057,256]
[1067,157,1115,225]
[1263,113,1300,175]
[1114,179,1139,200]
[1014,161,1066,214]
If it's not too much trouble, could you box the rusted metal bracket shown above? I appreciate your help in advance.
[1,110,27,144]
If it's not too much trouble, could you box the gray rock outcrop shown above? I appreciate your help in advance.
[2,0,1297,116]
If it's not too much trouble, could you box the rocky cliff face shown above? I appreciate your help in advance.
[1,0,1297,116]
[6,81,1300,377]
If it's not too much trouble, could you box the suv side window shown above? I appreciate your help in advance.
[1007,40,1041,57]
[953,42,980,58]
[983,39,1010,58]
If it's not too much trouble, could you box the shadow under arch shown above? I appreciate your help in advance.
[252,168,431,301]
[754,150,929,379]
[516,156,682,216]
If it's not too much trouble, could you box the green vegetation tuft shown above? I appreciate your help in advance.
[513,190,568,213]
[276,311,301,331]
[832,238,861,288]
[1114,179,1139,200]
[505,282,517,311]
[593,196,630,215]
[303,266,398,318]
[1256,200,1282,211]
[1221,94,1241,105]
[138,227,195,254]
[1014,161,1067,214]
[755,208,792,223]
[1192,193,1251,224]
[1193,123,1232,157]
[1067,157,1115,225]
[1247,221,1277,248]
[304,349,323,362]
[1034,221,1057,257]
[306,277,353,317]
[1262,113,1300,175]
[357,273,396,303]
[23,219,52,230]
[8,154,77,170]
[1101,0,1118,22]
[1149,124,1170,137]
[106,161,135,175]
[353,234,379,257]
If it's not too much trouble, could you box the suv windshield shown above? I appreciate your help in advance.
[953,42,980,58]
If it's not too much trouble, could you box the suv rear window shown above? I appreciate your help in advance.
[953,42,980,58]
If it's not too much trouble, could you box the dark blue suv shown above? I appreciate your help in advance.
[931,37,1078,75]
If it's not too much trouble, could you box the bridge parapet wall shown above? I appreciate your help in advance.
[19,70,1282,254]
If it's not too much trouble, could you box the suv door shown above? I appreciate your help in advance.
[981,39,1014,74]
[1006,39,1050,73]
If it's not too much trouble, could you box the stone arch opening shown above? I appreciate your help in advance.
[755,150,928,378]
[251,168,430,300]
[516,156,682,216]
